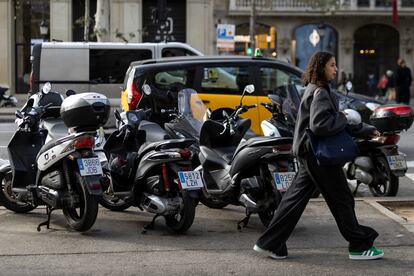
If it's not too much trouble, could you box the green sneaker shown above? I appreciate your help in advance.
[349,246,384,260]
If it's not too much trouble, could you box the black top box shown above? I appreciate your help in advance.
[370,104,413,133]
[60,93,110,132]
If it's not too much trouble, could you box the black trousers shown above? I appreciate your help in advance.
[256,153,378,254]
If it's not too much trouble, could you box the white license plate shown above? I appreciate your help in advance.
[77,157,103,176]
[178,171,204,190]
[273,172,296,192]
[386,155,407,170]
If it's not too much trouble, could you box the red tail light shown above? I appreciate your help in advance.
[375,105,413,116]
[384,134,400,145]
[162,163,170,192]
[74,136,94,149]
[273,144,292,152]
[179,149,192,160]
[127,80,142,110]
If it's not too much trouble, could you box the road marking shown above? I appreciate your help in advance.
[406,174,414,182]
[407,161,414,168]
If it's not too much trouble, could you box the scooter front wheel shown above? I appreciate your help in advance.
[199,188,229,209]
[0,171,36,213]
[62,172,99,231]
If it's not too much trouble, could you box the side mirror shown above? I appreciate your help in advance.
[142,84,152,96]
[345,81,353,92]
[66,89,76,96]
[243,84,255,94]
[42,82,51,94]
[239,84,255,107]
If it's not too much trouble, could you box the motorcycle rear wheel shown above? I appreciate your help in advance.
[62,172,99,231]
[369,156,399,197]
[0,171,36,213]
[164,191,196,234]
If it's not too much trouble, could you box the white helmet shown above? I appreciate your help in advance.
[343,109,361,125]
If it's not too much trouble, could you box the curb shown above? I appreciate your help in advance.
[364,198,414,235]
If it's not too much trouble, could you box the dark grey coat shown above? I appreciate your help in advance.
[292,83,348,157]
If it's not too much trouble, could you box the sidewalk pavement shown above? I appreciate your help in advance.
[0,199,414,275]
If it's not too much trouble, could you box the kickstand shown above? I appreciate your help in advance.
[353,181,361,197]
[237,213,251,230]
[141,214,160,234]
[37,206,54,232]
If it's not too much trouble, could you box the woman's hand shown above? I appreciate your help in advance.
[370,129,381,137]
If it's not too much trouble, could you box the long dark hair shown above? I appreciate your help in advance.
[302,51,334,87]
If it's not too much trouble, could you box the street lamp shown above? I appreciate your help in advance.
[39,20,48,40]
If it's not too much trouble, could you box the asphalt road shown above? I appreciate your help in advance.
[1,201,414,275]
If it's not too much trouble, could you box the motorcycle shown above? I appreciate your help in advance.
[102,84,200,234]
[0,84,108,231]
[0,85,18,107]
[196,84,295,228]
[261,84,413,197]
[163,89,230,209]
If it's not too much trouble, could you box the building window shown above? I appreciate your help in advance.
[375,0,391,7]
[402,0,414,7]
[72,0,97,42]
[15,0,50,93]
[357,0,370,7]
[293,24,338,70]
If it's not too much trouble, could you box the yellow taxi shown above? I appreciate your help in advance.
[120,56,304,134]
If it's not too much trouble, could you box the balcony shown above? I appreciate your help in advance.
[229,0,414,15]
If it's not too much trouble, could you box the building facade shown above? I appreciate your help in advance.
[0,0,215,94]
[219,0,414,94]
[0,0,413,95]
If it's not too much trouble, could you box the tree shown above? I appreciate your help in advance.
[94,0,110,42]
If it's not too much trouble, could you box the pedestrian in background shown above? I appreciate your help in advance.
[337,70,347,91]
[253,51,383,261]
[395,58,412,105]
[367,73,377,97]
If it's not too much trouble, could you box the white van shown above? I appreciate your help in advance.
[29,42,203,121]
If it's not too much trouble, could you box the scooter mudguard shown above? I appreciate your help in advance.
[80,175,103,196]
[185,190,201,199]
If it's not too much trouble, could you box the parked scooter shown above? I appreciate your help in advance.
[0,84,108,231]
[261,84,413,197]
[102,84,200,233]
[0,85,18,107]
[163,89,230,209]
[196,85,295,228]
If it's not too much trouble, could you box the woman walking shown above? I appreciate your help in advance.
[253,51,383,260]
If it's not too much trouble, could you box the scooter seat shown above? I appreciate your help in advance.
[139,120,170,142]
[234,136,293,156]
[137,138,195,157]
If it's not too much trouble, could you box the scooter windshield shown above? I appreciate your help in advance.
[177,89,208,135]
